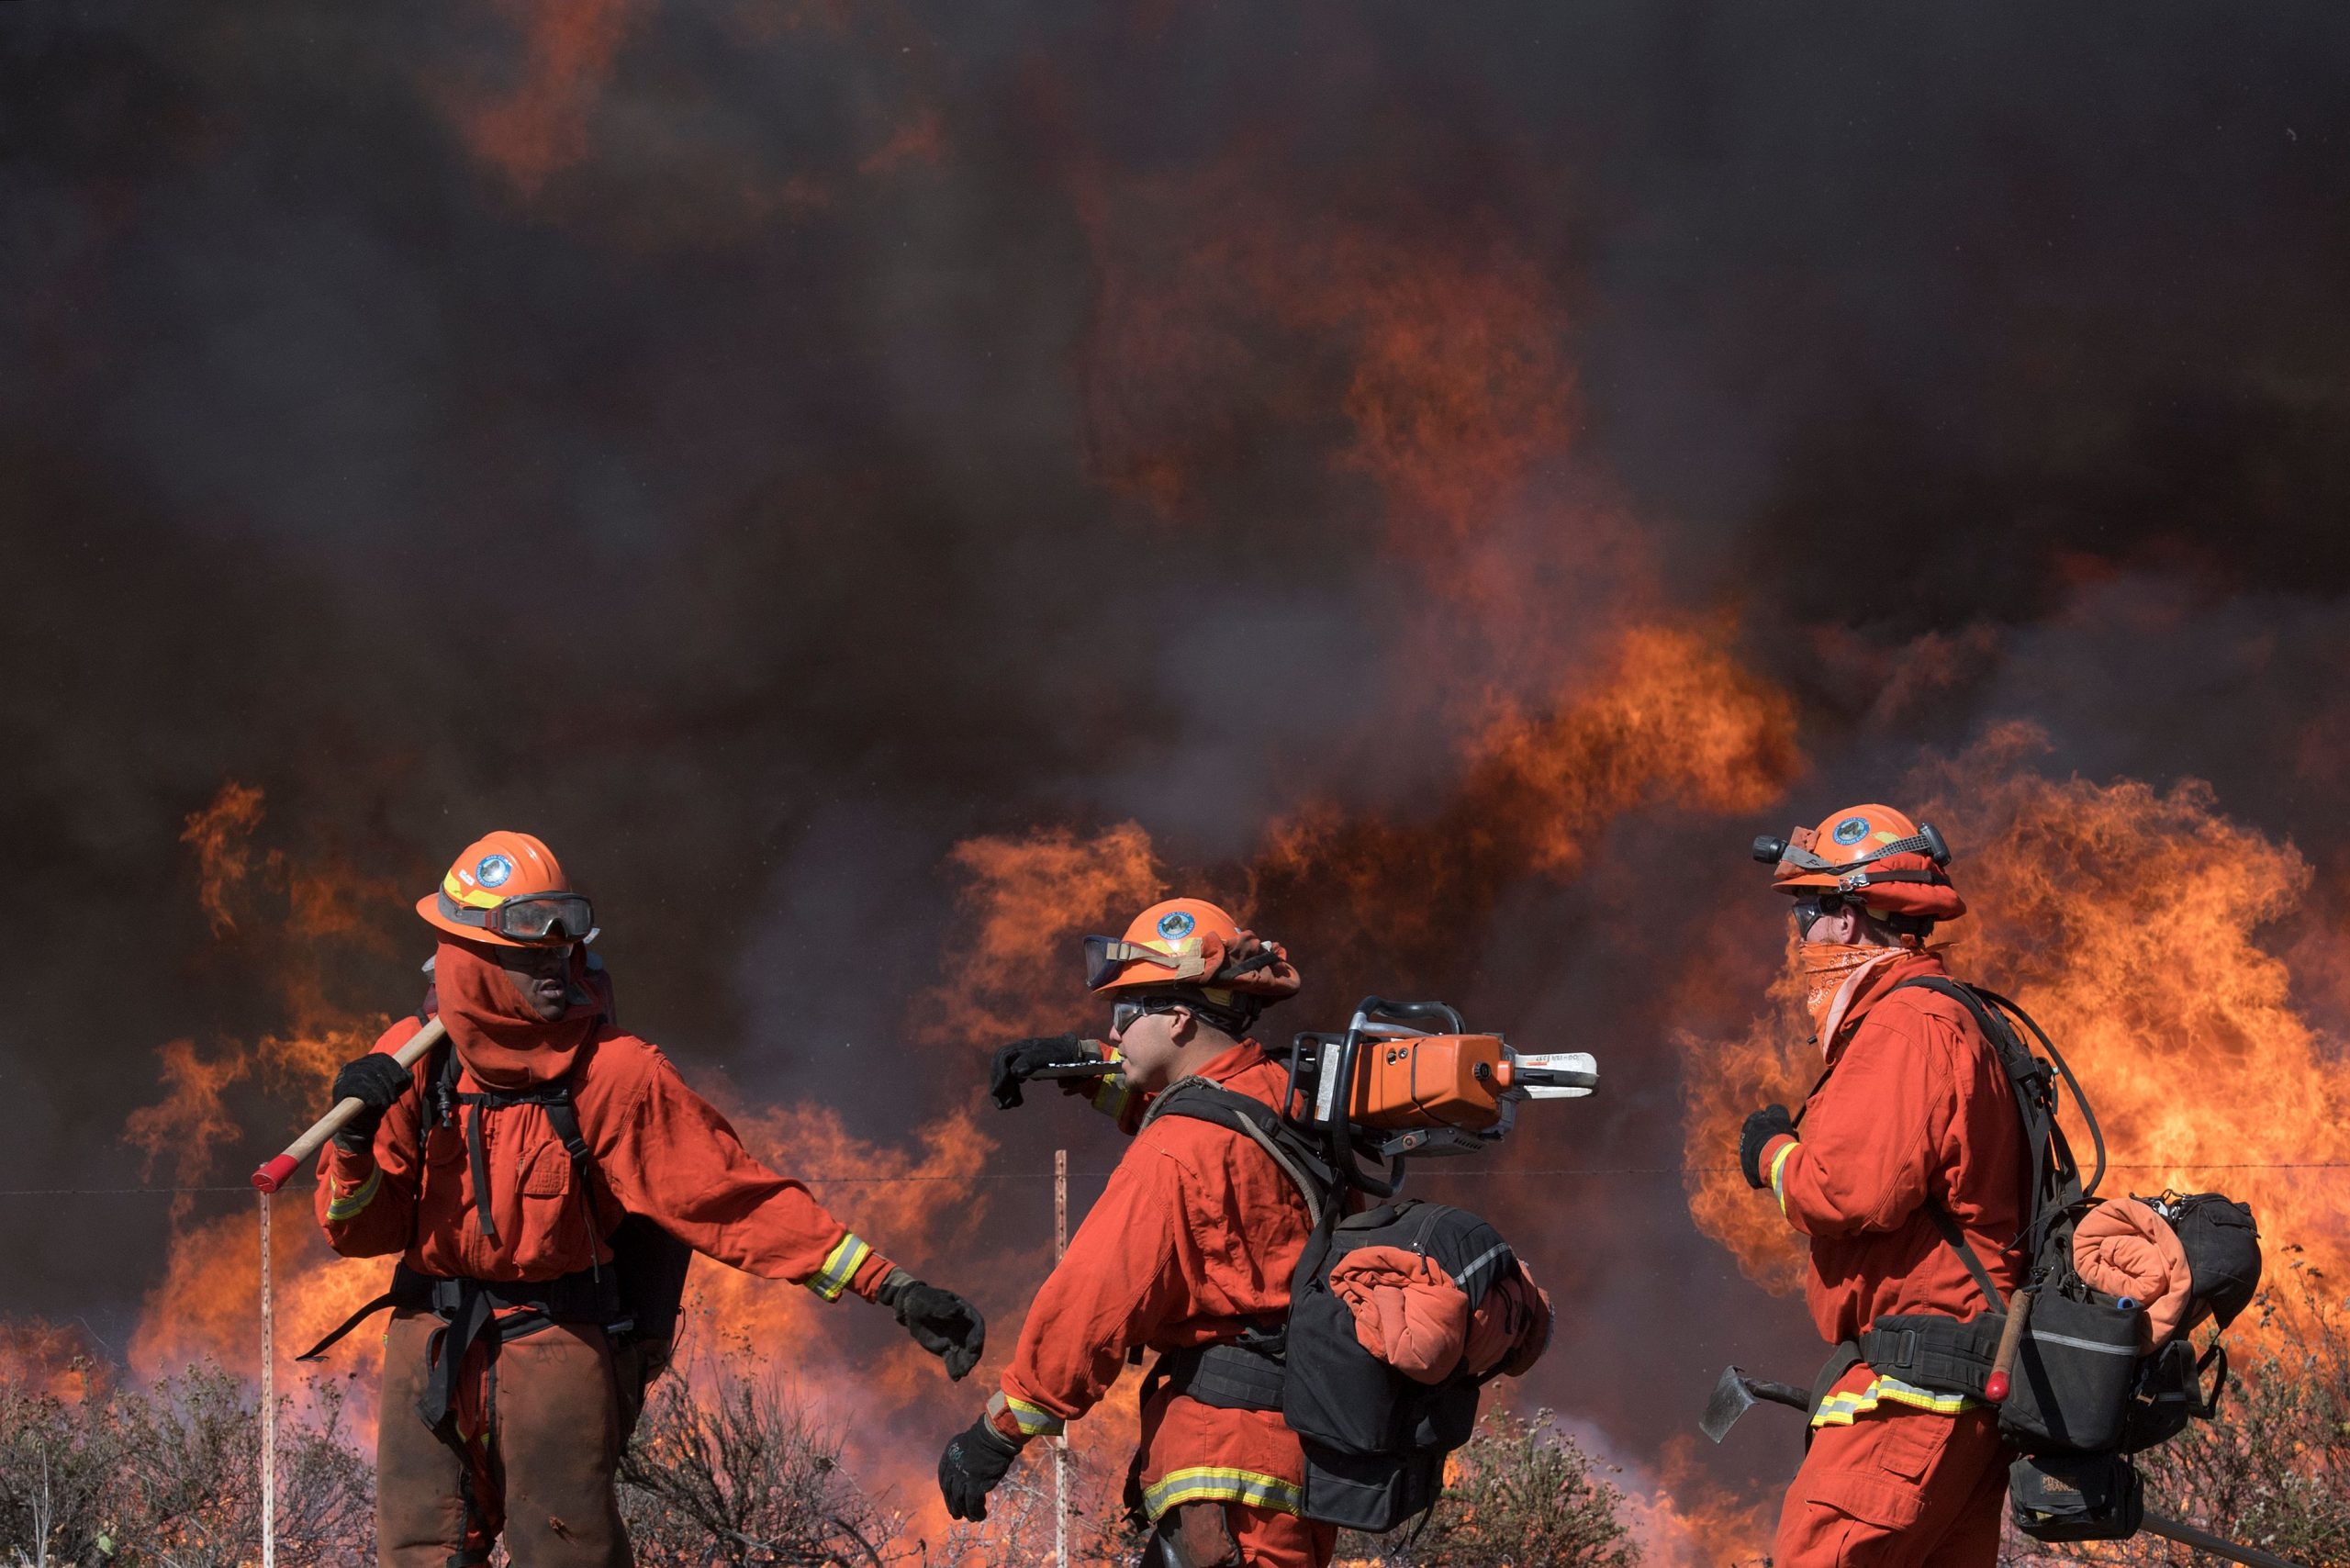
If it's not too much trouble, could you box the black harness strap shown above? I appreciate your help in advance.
[1925,1199,2007,1310]
[540,1095,602,1283]
[295,1265,434,1362]
[456,1079,576,1245]
[464,1101,498,1243]
[410,1266,621,1432]
[303,1037,632,1436]
[420,1281,501,1434]
[1155,1329,1290,1413]
[1141,1078,1332,1226]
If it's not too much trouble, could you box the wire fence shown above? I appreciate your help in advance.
[4,1159,2348,1199]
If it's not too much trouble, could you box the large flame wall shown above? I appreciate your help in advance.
[9,6,2350,1563]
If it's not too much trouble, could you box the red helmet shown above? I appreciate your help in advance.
[1082,898,1302,1012]
[416,831,595,948]
[1753,804,1964,924]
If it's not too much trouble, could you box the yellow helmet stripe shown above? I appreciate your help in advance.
[441,871,507,911]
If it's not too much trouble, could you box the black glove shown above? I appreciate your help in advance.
[879,1269,986,1380]
[1739,1103,1796,1189]
[938,1414,1023,1521]
[989,1033,1094,1109]
[330,1053,415,1153]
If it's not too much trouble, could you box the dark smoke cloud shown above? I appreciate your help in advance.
[6,0,2350,1506]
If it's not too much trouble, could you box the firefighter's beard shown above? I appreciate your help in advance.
[1795,941,1908,1045]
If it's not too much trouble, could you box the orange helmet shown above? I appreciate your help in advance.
[416,831,595,947]
[1752,804,1964,924]
[1082,898,1302,1013]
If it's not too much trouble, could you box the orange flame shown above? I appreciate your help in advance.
[1621,1435,1778,1568]
[1254,622,1798,963]
[122,1039,252,1223]
[181,778,267,935]
[914,822,1164,1047]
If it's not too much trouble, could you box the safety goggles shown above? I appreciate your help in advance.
[1110,996,1192,1036]
[1787,892,1852,938]
[439,890,596,946]
[1083,935,1192,991]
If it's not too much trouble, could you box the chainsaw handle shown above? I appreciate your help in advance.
[251,1016,447,1193]
[1352,997,1467,1036]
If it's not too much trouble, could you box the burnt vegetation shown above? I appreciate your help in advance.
[0,1349,1642,1567]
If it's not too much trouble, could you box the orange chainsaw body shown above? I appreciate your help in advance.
[1348,1033,1511,1131]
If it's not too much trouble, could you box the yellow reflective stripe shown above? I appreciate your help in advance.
[806,1233,872,1301]
[1770,1140,1796,1215]
[1141,1467,1304,1520]
[999,1394,1064,1438]
[1810,1374,1976,1428]
[1091,1075,1136,1124]
[441,871,506,910]
[325,1167,382,1223]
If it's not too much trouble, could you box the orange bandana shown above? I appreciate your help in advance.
[1796,941,1910,1047]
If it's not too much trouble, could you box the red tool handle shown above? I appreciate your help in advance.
[250,1017,447,1193]
[1983,1286,2036,1403]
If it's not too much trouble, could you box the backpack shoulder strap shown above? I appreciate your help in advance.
[540,1088,591,1169]
[1142,1079,1333,1227]
[1889,976,2097,1307]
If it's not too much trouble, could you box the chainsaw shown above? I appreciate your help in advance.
[1037,996,1597,1195]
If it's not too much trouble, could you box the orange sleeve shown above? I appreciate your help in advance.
[1768,1007,1957,1238]
[313,1020,428,1257]
[991,1142,1186,1439]
[595,1046,895,1303]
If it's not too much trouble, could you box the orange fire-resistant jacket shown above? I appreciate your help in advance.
[1758,950,2025,1424]
[990,1041,1315,1522]
[314,941,894,1304]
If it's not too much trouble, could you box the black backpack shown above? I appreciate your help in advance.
[1138,1078,1536,1532]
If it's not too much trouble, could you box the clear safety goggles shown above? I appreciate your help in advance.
[439,890,596,946]
[1083,935,1189,991]
[1110,995,1192,1036]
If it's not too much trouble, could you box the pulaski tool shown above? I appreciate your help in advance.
[251,1015,448,1192]
[1695,1362,2313,1568]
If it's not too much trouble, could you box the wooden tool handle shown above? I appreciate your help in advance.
[1984,1286,2036,1403]
[251,1016,447,1193]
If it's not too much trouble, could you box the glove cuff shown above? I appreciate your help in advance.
[876,1266,916,1308]
[970,1409,1027,1456]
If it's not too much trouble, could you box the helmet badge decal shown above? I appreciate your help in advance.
[1157,909,1195,941]
[1832,816,1872,846]
[476,853,515,889]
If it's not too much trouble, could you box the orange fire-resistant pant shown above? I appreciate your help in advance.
[376,1311,630,1568]
[1771,1404,2008,1568]
[1150,1501,1337,1568]
[1230,1508,1336,1568]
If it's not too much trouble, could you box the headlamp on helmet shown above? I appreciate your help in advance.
[1754,804,1966,935]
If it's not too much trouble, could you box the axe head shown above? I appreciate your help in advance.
[1700,1364,1761,1444]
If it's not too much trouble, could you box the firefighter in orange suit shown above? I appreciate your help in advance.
[314,832,985,1568]
[1737,806,2022,1567]
[938,899,1329,1568]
